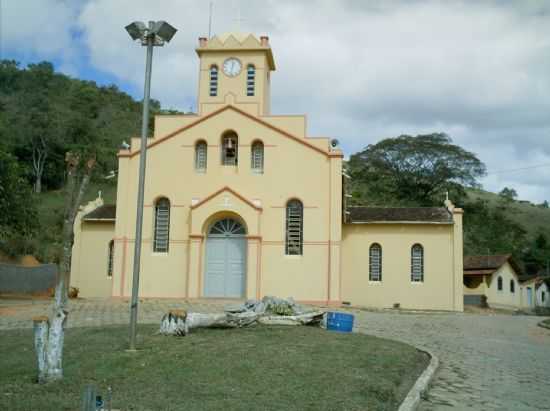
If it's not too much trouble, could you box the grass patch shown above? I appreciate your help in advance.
[0,325,428,411]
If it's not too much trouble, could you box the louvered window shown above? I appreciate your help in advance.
[411,244,424,282]
[222,132,238,166]
[195,141,207,172]
[251,141,264,173]
[153,198,170,253]
[369,244,382,281]
[209,65,218,96]
[246,64,255,96]
[107,240,114,277]
[285,200,303,255]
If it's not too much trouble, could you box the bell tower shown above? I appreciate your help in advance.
[195,33,276,116]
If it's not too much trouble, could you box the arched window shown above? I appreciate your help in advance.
[251,141,264,173]
[510,279,515,293]
[497,276,503,291]
[246,64,255,96]
[209,65,218,96]
[369,243,382,281]
[195,140,207,172]
[153,197,170,253]
[411,244,424,282]
[107,240,114,277]
[285,199,303,255]
[221,131,238,166]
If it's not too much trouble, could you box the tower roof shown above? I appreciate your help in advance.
[196,32,275,70]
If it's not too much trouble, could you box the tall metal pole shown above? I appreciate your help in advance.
[129,22,154,351]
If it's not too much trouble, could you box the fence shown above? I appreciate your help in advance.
[0,263,57,294]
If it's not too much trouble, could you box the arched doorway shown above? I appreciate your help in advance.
[204,218,247,298]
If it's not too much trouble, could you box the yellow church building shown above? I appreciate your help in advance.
[70,33,464,311]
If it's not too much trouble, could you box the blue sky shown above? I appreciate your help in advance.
[4,0,550,203]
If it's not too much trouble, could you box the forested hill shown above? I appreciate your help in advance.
[0,60,180,262]
[0,60,179,193]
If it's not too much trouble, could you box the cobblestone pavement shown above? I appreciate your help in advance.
[1,298,549,410]
[0,297,229,330]
[351,309,550,411]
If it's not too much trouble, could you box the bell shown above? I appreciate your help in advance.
[227,138,233,149]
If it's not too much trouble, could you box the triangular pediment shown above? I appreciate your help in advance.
[222,34,242,48]
[119,105,340,159]
[241,34,262,48]
[190,186,262,211]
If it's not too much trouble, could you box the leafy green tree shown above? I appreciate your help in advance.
[499,187,518,202]
[347,133,486,206]
[0,146,39,254]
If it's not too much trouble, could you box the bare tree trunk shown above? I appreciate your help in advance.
[33,316,49,383]
[33,153,95,383]
[32,138,47,194]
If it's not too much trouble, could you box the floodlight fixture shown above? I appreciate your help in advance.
[152,21,177,43]
[125,21,147,41]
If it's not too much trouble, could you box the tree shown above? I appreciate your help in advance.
[0,146,39,254]
[347,133,486,206]
[33,153,96,383]
[499,187,518,202]
[15,62,63,193]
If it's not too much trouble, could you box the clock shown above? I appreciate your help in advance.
[223,58,242,77]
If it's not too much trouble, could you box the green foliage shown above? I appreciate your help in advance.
[0,60,181,260]
[522,233,550,275]
[499,187,518,202]
[0,147,39,255]
[0,60,177,192]
[348,133,486,206]
[462,198,527,257]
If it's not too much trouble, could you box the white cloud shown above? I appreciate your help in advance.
[5,0,550,202]
[3,0,82,61]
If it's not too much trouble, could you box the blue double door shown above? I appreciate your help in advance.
[204,219,246,298]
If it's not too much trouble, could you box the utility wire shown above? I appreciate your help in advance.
[485,163,550,176]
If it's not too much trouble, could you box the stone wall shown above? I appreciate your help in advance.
[0,263,56,293]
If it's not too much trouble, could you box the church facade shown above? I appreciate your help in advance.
[70,33,464,311]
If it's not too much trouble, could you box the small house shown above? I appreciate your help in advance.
[463,255,537,310]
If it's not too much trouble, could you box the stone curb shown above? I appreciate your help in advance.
[397,346,439,411]
[353,324,439,411]
[537,320,550,330]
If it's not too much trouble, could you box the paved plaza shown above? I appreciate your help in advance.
[1,297,549,410]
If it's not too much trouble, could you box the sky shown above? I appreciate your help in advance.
[3,0,550,203]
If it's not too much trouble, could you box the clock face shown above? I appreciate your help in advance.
[223,58,242,77]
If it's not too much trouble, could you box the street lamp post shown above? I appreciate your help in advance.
[125,20,177,350]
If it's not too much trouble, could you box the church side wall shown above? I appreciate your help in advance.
[71,222,114,298]
[341,223,460,311]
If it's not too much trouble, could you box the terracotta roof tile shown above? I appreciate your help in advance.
[83,205,116,221]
